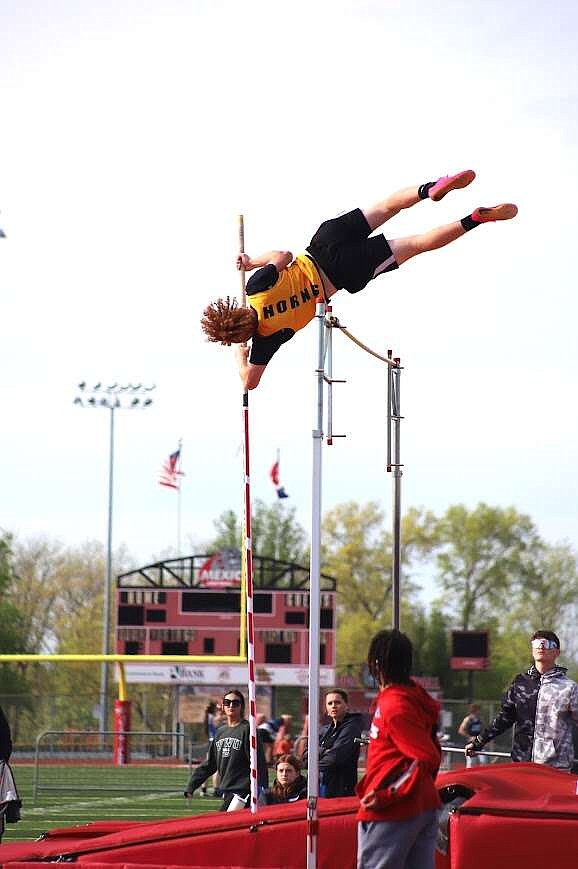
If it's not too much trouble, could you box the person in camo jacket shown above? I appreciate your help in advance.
[466,630,578,770]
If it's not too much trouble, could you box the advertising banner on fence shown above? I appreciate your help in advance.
[120,663,336,686]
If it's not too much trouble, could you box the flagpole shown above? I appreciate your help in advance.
[177,438,183,556]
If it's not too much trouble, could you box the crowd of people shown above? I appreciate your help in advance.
[184,627,578,868]
[1,625,576,866]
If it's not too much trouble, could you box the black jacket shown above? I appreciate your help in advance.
[0,707,12,763]
[185,719,267,796]
[303,712,364,797]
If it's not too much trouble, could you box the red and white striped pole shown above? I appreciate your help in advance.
[239,214,259,813]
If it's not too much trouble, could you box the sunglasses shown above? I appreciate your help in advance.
[531,639,559,650]
[223,698,242,707]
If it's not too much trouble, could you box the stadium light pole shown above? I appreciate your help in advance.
[74,382,155,733]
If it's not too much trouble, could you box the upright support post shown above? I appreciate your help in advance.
[326,314,333,446]
[387,353,403,630]
[113,662,130,767]
[386,350,392,469]
[324,310,346,445]
[307,301,326,869]
[176,438,183,556]
[238,215,258,813]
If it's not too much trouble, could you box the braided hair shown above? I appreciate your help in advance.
[367,629,413,687]
[201,297,257,345]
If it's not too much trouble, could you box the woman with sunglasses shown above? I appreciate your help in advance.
[184,690,267,811]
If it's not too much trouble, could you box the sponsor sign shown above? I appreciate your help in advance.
[197,549,241,589]
[450,656,489,671]
[121,663,336,687]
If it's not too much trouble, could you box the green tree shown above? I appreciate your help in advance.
[0,532,29,664]
[513,542,578,636]
[210,509,240,551]
[7,535,68,653]
[323,502,437,619]
[7,535,133,736]
[418,607,453,692]
[0,531,33,735]
[434,503,539,629]
[321,502,438,670]
[210,500,308,564]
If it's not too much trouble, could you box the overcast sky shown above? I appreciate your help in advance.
[1,0,577,606]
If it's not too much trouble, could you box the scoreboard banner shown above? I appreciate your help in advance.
[119,663,336,687]
[115,552,338,678]
[450,630,490,671]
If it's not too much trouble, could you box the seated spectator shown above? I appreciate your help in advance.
[259,754,308,805]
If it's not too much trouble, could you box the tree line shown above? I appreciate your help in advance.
[1,499,577,742]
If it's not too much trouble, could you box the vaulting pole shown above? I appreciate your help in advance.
[306,300,326,869]
[238,214,258,813]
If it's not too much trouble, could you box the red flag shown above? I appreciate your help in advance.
[269,454,289,499]
[269,460,280,487]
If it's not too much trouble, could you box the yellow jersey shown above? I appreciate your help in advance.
[247,254,324,337]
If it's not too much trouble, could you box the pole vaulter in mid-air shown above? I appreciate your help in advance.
[201,169,517,390]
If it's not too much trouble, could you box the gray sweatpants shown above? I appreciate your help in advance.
[357,809,438,869]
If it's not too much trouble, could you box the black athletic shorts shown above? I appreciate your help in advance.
[306,208,398,293]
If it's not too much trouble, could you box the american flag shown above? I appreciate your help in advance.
[159,448,184,490]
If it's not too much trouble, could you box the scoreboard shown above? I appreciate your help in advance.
[450,630,490,670]
[115,549,337,686]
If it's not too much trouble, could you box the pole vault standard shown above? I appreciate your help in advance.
[238,215,259,814]
[306,301,326,868]
[387,349,403,630]
[307,308,403,868]
[331,322,404,628]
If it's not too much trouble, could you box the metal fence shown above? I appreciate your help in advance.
[439,700,513,754]
[32,730,207,802]
[440,744,511,770]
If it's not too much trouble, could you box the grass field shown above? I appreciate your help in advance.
[3,764,220,843]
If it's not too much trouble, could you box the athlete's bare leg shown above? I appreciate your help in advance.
[363,170,477,232]
[362,187,421,232]
[389,203,518,266]
[388,221,466,265]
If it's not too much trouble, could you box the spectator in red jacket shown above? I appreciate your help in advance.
[356,630,441,869]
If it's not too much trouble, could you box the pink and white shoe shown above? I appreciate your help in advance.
[429,169,476,201]
[472,204,518,222]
